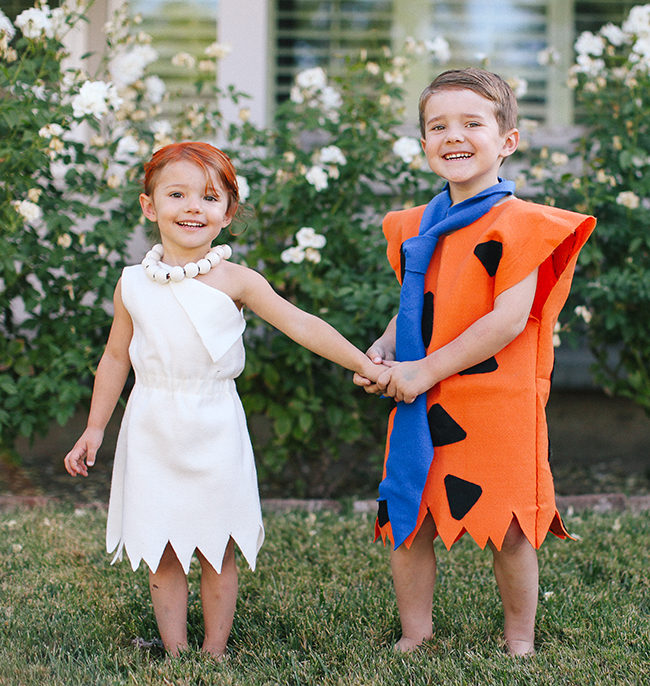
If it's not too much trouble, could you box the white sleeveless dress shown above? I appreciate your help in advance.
[106,265,264,574]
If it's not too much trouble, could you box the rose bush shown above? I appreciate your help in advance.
[523,4,650,413]
[0,1,239,461]
[1,2,449,496]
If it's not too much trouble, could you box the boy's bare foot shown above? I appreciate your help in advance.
[393,635,432,653]
[201,643,228,660]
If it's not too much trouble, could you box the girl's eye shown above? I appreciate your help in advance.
[170,192,183,198]
[205,195,219,202]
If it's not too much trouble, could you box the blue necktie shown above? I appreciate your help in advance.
[379,179,516,549]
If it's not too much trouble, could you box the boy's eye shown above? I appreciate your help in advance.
[430,124,445,132]
[467,121,481,127]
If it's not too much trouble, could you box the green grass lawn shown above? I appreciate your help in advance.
[1,504,649,685]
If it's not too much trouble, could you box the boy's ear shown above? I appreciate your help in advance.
[500,128,520,159]
[139,193,157,222]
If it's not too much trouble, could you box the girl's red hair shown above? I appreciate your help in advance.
[143,142,240,215]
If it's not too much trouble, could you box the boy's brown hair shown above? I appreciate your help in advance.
[418,67,518,137]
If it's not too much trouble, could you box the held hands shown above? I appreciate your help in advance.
[353,342,435,404]
[64,427,104,477]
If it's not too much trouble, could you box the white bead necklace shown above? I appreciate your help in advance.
[142,243,233,284]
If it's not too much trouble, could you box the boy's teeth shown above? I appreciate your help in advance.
[445,153,472,160]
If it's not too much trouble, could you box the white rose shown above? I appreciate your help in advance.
[393,136,421,164]
[281,246,306,264]
[574,31,605,57]
[116,134,140,160]
[71,80,123,119]
[15,7,52,40]
[144,75,166,104]
[295,66,327,91]
[296,227,326,249]
[600,23,627,47]
[204,42,231,59]
[171,52,196,69]
[424,36,451,63]
[57,233,73,248]
[38,123,64,139]
[12,200,42,223]
[318,145,346,166]
[623,6,650,37]
[236,175,250,202]
[507,76,528,98]
[305,166,329,191]
[0,9,15,39]
[319,86,342,112]
[550,152,569,166]
[305,248,322,264]
[366,62,380,75]
[109,44,158,90]
[616,190,640,209]
[574,306,593,324]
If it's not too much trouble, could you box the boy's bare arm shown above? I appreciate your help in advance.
[378,268,539,403]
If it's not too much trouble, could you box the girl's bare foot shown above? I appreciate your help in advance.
[393,635,431,653]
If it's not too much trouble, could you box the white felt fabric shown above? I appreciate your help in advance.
[106,265,264,574]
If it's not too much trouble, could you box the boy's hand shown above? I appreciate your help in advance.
[377,359,434,404]
[353,341,397,393]
[64,428,104,477]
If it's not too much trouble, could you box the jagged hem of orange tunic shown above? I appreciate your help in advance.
[375,198,595,552]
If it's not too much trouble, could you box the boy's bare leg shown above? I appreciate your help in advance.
[390,513,437,651]
[149,542,189,656]
[489,519,538,656]
[197,538,238,657]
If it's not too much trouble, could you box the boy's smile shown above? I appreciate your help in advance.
[420,88,519,204]
[139,159,233,266]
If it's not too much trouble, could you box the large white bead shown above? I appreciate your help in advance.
[154,268,170,283]
[197,258,211,274]
[170,266,185,282]
[142,257,158,269]
[150,244,164,259]
[219,245,232,260]
[206,252,221,267]
[184,261,199,278]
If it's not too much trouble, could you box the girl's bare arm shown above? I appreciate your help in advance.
[235,266,385,382]
[64,280,133,476]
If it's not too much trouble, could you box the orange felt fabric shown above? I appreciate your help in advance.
[375,198,596,551]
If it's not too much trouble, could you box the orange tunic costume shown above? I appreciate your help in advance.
[376,198,595,551]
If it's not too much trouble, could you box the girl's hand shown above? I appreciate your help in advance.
[377,359,434,404]
[64,428,104,477]
[353,342,397,394]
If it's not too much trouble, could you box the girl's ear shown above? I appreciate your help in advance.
[139,193,157,222]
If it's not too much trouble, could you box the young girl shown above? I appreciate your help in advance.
[64,141,385,658]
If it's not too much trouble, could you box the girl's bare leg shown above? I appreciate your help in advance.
[196,538,238,657]
[149,542,189,656]
[389,513,437,651]
[489,519,538,656]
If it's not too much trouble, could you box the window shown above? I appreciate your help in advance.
[575,0,638,34]
[130,0,218,112]
[275,0,393,103]
[429,0,548,120]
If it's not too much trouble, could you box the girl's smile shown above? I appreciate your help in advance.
[139,159,233,266]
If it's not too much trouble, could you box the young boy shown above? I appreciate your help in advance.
[355,68,595,656]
